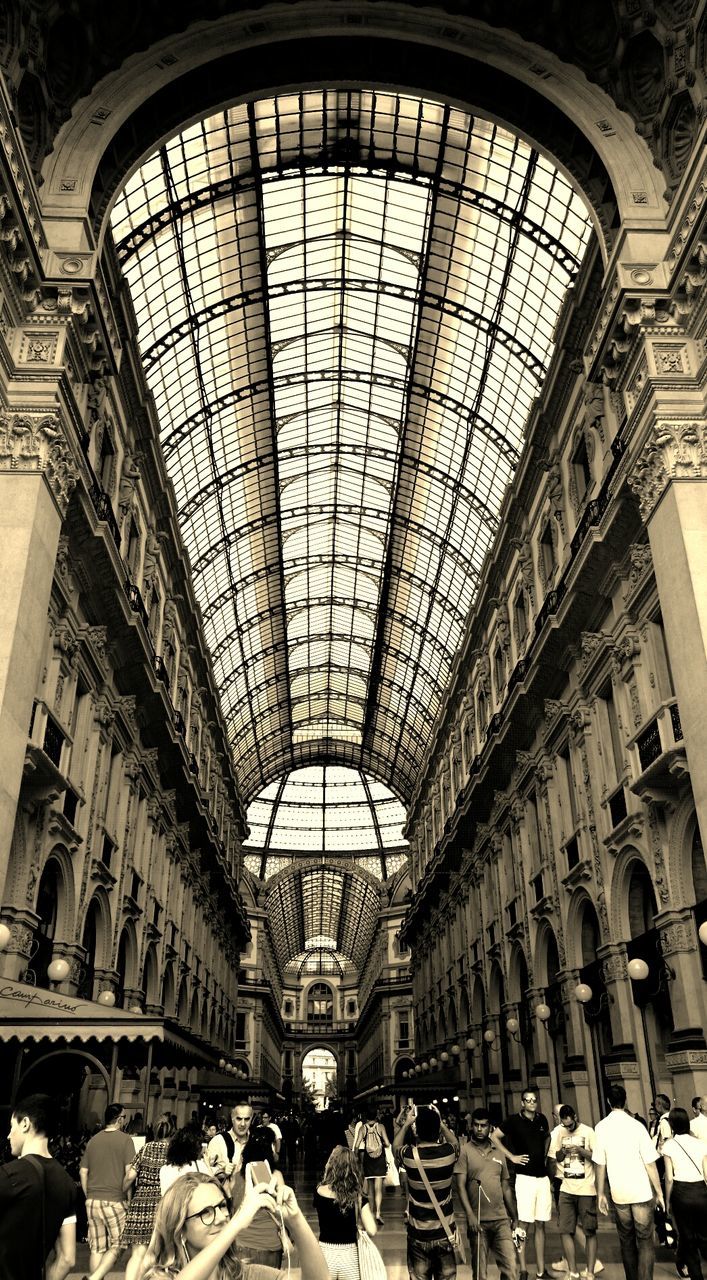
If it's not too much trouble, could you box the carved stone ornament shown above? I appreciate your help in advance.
[601,948,628,982]
[628,420,707,520]
[0,412,78,516]
[627,543,653,589]
[659,920,697,956]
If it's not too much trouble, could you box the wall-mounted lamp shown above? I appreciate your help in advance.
[47,958,71,983]
[535,1002,551,1022]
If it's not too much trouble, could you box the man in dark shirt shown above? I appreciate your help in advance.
[455,1108,521,1280]
[394,1104,460,1280]
[0,1093,77,1280]
[492,1089,551,1280]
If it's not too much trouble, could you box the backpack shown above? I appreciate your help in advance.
[364,1122,383,1158]
[220,1130,235,1160]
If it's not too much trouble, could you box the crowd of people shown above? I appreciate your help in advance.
[3,1086,707,1280]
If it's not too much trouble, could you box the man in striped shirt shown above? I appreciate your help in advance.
[394,1105,460,1280]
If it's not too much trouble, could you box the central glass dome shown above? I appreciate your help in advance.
[243,764,408,881]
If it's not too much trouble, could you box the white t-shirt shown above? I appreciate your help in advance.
[593,1109,659,1205]
[160,1158,210,1196]
[662,1136,707,1183]
[690,1114,707,1143]
[263,1122,283,1143]
[549,1122,596,1195]
[656,1114,671,1155]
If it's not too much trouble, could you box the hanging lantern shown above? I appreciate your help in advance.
[440,1050,449,1063]
[451,1044,460,1056]
[535,1002,551,1022]
[627,958,650,981]
[97,990,116,1007]
[429,1056,438,1068]
[47,958,70,982]
[466,1037,476,1051]
[484,1029,496,1044]
[574,983,593,1004]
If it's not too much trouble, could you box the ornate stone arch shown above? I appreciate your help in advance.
[80,888,113,971]
[142,943,160,1006]
[668,794,702,910]
[38,7,667,258]
[470,973,485,1025]
[36,844,76,939]
[565,887,605,966]
[533,919,561,987]
[609,847,657,940]
[507,943,530,1002]
[115,919,138,996]
[161,961,176,1016]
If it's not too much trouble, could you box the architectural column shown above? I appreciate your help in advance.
[0,412,77,899]
[597,943,647,1115]
[525,986,557,1120]
[657,908,707,1093]
[629,426,707,846]
[557,970,592,1119]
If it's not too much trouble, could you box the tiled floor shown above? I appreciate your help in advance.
[67,1163,685,1279]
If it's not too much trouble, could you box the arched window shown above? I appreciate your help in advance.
[307,982,334,1026]
[540,520,555,585]
[78,898,100,1000]
[514,588,528,645]
[34,861,60,988]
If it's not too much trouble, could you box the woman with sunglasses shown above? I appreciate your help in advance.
[143,1170,329,1280]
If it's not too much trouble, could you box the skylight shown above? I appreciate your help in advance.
[111,88,592,805]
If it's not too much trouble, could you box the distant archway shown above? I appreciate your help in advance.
[301,1046,337,1110]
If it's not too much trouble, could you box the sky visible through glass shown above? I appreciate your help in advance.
[111,89,592,820]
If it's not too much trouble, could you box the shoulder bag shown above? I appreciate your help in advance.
[411,1146,467,1264]
[356,1200,387,1280]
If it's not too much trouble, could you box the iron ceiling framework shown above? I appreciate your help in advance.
[112,89,591,808]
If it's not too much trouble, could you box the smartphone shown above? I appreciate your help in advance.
[246,1159,272,1187]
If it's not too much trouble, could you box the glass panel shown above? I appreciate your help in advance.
[112,89,591,814]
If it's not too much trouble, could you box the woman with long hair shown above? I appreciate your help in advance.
[231,1129,284,1268]
[122,1116,176,1280]
[160,1127,210,1196]
[143,1170,329,1280]
[314,1146,377,1280]
[663,1107,707,1280]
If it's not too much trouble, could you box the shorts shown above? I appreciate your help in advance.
[515,1174,553,1224]
[558,1192,597,1236]
[86,1199,126,1253]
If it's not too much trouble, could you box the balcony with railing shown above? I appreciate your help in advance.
[628,699,688,803]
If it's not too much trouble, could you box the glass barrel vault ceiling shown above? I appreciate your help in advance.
[111,89,592,806]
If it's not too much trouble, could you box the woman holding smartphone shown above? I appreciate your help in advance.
[143,1170,328,1280]
[233,1129,286,1267]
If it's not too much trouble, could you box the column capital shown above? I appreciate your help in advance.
[0,410,78,517]
[628,418,707,520]
[597,941,629,983]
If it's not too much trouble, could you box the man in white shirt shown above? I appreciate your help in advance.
[206,1104,253,1193]
[593,1084,664,1280]
[259,1110,283,1162]
[548,1106,597,1280]
[689,1097,707,1143]
[652,1095,672,1156]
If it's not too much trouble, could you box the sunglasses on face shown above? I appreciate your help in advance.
[185,1200,229,1227]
